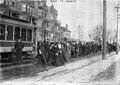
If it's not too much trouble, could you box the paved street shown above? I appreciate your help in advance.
[0,52,119,85]
[0,52,101,81]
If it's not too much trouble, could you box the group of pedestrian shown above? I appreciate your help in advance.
[13,37,118,66]
[37,41,69,67]
[107,42,117,54]
[70,41,102,58]
[36,40,118,68]
[36,40,102,67]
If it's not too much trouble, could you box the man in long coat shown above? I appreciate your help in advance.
[14,37,24,64]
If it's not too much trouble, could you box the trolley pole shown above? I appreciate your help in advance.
[115,3,120,55]
[102,0,107,59]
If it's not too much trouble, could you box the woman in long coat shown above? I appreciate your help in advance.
[46,43,54,66]
[51,43,59,66]
[61,43,68,63]
[37,42,46,66]
[54,43,65,66]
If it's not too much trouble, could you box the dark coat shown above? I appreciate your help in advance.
[37,44,46,65]
[54,47,65,66]
[14,41,24,62]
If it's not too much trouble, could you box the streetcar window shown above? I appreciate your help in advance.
[14,27,20,40]
[27,29,32,41]
[7,25,13,40]
[21,28,26,41]
[0,24,5,40]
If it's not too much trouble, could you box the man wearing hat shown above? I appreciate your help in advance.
[14,36,24,64]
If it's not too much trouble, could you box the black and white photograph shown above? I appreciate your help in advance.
[0,0,120,84]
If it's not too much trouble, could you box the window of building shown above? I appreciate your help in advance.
[14,27,20,40]
[3,0,7,5]
[20,15,28,21]
[47,22,49,27]
[21,28,26,41]
[0,0,3,4]
[27,29,32,41]
[7,25,13,40]
[29,7,32,13]
[11,1,15,7]
[21,3,26,12]
[31,7,34,14]
[38,10,42,16]
[4,11,11,16]
[12,12,19,19]
[34,9,37,15]
[32,19,36,25]
[0,24,5,40]
[4,0,10,5]
[27,5,30,12]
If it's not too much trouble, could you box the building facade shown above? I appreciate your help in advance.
[60,24,71,42]
[0,0,40,53]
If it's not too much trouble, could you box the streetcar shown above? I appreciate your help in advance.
[0,14,36,62]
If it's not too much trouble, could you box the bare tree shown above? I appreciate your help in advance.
[90,25,103,43]
[106,29,115,44]
[89,25,115,44]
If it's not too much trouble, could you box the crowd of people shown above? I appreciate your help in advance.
[36,40,102,67]
[13,37,118,66]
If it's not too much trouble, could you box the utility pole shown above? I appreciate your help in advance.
[102,0,107,59]
[115,2,120,55]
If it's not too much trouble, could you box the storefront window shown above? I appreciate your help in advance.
[7,25,13,40]
[21,28,26,41]
[0,24,5,40]
[27,29,32,41]
[14,27,20,40]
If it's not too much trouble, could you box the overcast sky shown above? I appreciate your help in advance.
[47,0,120,41]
